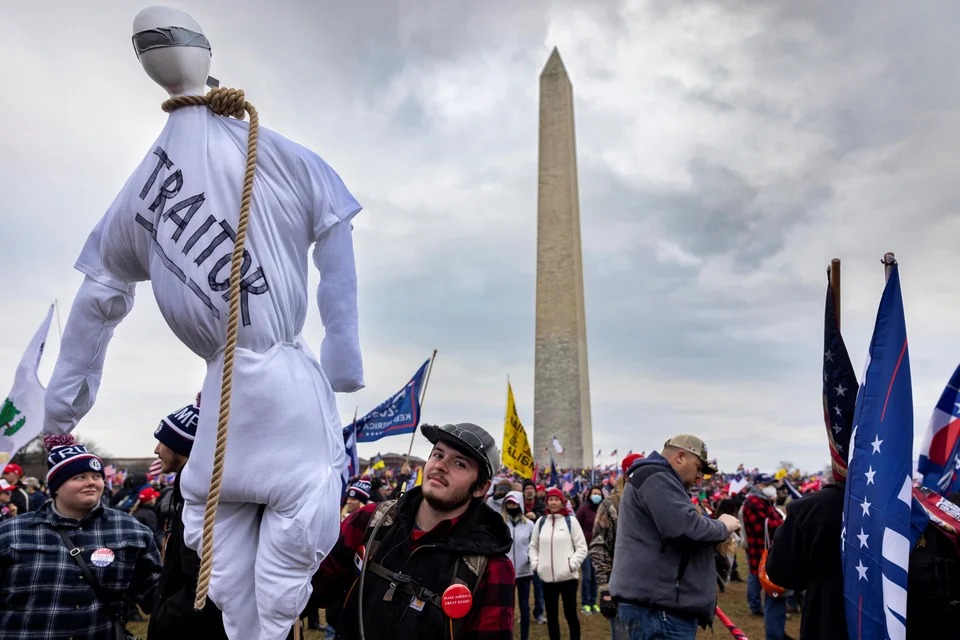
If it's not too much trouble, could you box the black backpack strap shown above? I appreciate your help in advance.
[55,528,127,629]
[448,554,489,638]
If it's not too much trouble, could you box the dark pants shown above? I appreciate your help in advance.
[543,579,580,640]
[516,576,533,640]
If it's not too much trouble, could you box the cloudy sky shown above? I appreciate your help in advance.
[2,1,960,473]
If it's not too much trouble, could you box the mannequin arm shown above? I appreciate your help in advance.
[313,220,364,393]
[43,276,135,433]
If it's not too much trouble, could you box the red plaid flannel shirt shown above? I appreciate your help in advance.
[313,502,515,639]
[742,493,784,574]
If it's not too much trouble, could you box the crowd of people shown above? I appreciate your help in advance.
[3,410,958,640]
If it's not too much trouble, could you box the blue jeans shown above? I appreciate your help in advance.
[610,610,629,640]
[747,573,762,614]
[580,555,597,607]
[763,591,787,640]
[532,572,545,618]
[619,603,698,640]
[516,576,533,640]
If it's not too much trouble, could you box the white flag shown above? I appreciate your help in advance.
[0,305,54,464]
[552,436,565,454]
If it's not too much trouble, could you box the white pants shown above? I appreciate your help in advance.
[181,343,345,639]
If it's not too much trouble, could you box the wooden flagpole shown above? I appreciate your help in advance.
[829,258,842,330]
[406,349,438,460]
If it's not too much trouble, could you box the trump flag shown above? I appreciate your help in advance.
[842,264,927,640]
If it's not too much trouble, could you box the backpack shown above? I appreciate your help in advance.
[537,514,572,535]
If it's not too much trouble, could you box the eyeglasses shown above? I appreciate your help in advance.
[441,424,493,473]
[444,425,487,458]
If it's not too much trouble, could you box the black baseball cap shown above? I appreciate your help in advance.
[421,423,499,482]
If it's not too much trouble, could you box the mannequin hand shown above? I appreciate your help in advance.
[599,590,617,619]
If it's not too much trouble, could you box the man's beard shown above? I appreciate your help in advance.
[422,482,473,513]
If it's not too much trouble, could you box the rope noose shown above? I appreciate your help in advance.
[161,88,259,610]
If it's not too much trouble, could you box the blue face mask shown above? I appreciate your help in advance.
[591,494,602,505]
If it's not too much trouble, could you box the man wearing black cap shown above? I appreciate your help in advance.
[146,400,228,640]
[610,435,741,639]
[311,422,516,639]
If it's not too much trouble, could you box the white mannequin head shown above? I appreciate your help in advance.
[132,6,211,98]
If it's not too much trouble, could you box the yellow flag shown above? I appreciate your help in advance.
[414,467,423,487]
[502,382,535,479]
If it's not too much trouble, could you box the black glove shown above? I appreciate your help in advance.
[599,590,617,619]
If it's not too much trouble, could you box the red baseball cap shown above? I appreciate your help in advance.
[3,463,23,477]
[138,488,160,502]
[621,453,644,475]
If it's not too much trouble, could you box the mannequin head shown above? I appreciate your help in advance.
[132,6,211,98]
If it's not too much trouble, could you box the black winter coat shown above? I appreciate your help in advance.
[766,482,848,640]
[146,475,227,640]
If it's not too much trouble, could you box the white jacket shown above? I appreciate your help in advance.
[506,516,535,578]
[529,512,588,583]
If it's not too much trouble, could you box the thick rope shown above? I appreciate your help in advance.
[162,88,259,610]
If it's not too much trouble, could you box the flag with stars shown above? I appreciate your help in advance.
[842,265,927,640]
[917,363,960,494]
[823,279,858,480]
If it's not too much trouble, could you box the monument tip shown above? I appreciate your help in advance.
[541,47,567,77]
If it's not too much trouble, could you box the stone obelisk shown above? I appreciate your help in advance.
[534,48,594,469]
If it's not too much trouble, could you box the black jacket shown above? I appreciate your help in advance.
[335,487,513,640]
[146,475,227,640]
[766,482,848,640]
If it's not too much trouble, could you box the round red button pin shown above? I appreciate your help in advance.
[441,583,472,619]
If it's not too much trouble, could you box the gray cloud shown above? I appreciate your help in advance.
[3,1,960,473]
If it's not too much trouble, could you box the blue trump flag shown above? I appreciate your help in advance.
[842,264,927,640]
[918,363,960,494]
[354,359,430,443]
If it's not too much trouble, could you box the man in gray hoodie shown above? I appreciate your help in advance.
[610,435,741,639]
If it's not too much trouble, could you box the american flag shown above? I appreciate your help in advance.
[917,363,960,494]
[842,265,927,640]
[823,279,858,479]
[342,421,360,489]
[148,459,162,477]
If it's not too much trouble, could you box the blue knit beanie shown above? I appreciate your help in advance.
[154,400,199,456]
[44,434,104,494]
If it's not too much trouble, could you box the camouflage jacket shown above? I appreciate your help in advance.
[588,491,620,589]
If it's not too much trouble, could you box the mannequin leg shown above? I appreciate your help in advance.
[182,499,262,639]
[255,476,342,639]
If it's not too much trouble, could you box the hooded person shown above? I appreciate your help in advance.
[0,434,161,639]
[486,477,513,512]
[609,435,741,636]
[503,490,536,640]
[41,8,362,639]
[310,422,516,639]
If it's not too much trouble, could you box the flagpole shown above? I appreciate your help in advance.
[406,349,438,460]
[883,252,896,282]
[829,258,842,330]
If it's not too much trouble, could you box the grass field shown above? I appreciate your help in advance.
[128,550,801,639]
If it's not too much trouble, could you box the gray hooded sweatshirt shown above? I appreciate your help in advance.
[609,451,728,627]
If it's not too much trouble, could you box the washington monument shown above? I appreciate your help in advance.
[534,48,594,469]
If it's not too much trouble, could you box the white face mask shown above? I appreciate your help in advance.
[762,486,778,500]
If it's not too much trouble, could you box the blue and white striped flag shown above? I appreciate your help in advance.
[842,264,927,640]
